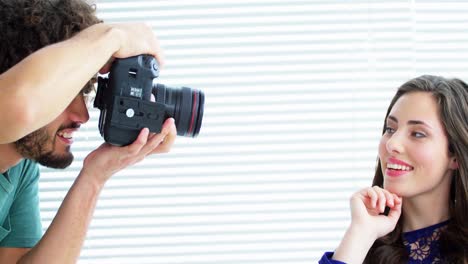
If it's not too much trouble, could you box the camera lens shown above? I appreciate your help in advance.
[152,84,204,137]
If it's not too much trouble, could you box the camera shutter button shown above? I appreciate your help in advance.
[126,108,135,118]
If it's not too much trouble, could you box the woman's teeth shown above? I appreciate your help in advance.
[387,163,412,171]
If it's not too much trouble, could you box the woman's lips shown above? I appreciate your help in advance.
[386,168,411,177]
[385,157,414,177]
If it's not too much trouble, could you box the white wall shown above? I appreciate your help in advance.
[39,1,468,263]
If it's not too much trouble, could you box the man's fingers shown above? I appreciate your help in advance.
[124,127,149,156]
[141,131,167,155]
[148,118,176,155]
[150,41,165,69]
[159,119,177,151]
[99,57,115,74]
[139,118,176,156]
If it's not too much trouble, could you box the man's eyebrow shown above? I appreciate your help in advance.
[387,115,433,129]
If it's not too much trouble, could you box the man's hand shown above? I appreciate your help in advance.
[81,118,176,187]
[99,23,164,74]
[0,22,165,144]
[15,119,176,264]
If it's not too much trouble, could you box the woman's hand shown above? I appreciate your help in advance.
[332,186,402,263]
[81,118,176,188]
[350,186,403,239]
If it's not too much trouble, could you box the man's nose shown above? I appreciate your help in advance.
[67,95,90,124]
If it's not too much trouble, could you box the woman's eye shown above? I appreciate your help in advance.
[384,126,395,134]
[412,131,426,138]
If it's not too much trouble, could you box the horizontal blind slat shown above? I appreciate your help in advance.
[36,1,468,263]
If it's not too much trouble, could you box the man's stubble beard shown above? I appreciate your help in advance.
[15,127,74,169]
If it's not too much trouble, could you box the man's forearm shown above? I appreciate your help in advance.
[18,171,103,264]
[0,23,120,144]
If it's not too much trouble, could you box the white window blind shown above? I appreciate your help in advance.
[38,1,468,263]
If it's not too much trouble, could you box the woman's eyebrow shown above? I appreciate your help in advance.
[387,115,398,123]
[407,120,433,129]
[387,115,433,129]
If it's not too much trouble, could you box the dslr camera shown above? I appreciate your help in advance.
[94,55,204,146]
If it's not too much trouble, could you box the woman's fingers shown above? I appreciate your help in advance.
[383,189,394,208]
[373,186,387,213]
[380,188,395,214]
[364,187,378,209]
[387,194,403,220]
[349,186,402,239]
[393,194,402,205]
[361,186,400,214]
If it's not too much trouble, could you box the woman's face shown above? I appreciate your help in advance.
[378,91,457,198]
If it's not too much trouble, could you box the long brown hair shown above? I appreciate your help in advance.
[364,75,468,263]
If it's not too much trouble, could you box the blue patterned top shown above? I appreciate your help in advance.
[319,220,450,264]
[403,220,449,263]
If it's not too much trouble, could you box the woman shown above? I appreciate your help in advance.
[320,75,468,263]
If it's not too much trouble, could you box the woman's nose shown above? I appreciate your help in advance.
[385,131,404,155]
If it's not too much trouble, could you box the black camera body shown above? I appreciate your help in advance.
[94,55,204,146]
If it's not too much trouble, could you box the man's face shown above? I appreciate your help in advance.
[15,93,90,169]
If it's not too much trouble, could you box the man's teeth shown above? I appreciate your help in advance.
[387,163,412,171]
[57,131,73,139]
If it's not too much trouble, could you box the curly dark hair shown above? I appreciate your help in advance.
[0,0,101,78]
[364,75,468,263]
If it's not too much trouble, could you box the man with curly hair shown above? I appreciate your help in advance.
[0,0,176,262]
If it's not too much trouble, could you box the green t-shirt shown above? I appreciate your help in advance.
[0,159,42,247]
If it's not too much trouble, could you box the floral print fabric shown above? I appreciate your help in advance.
[402,220,449,263]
